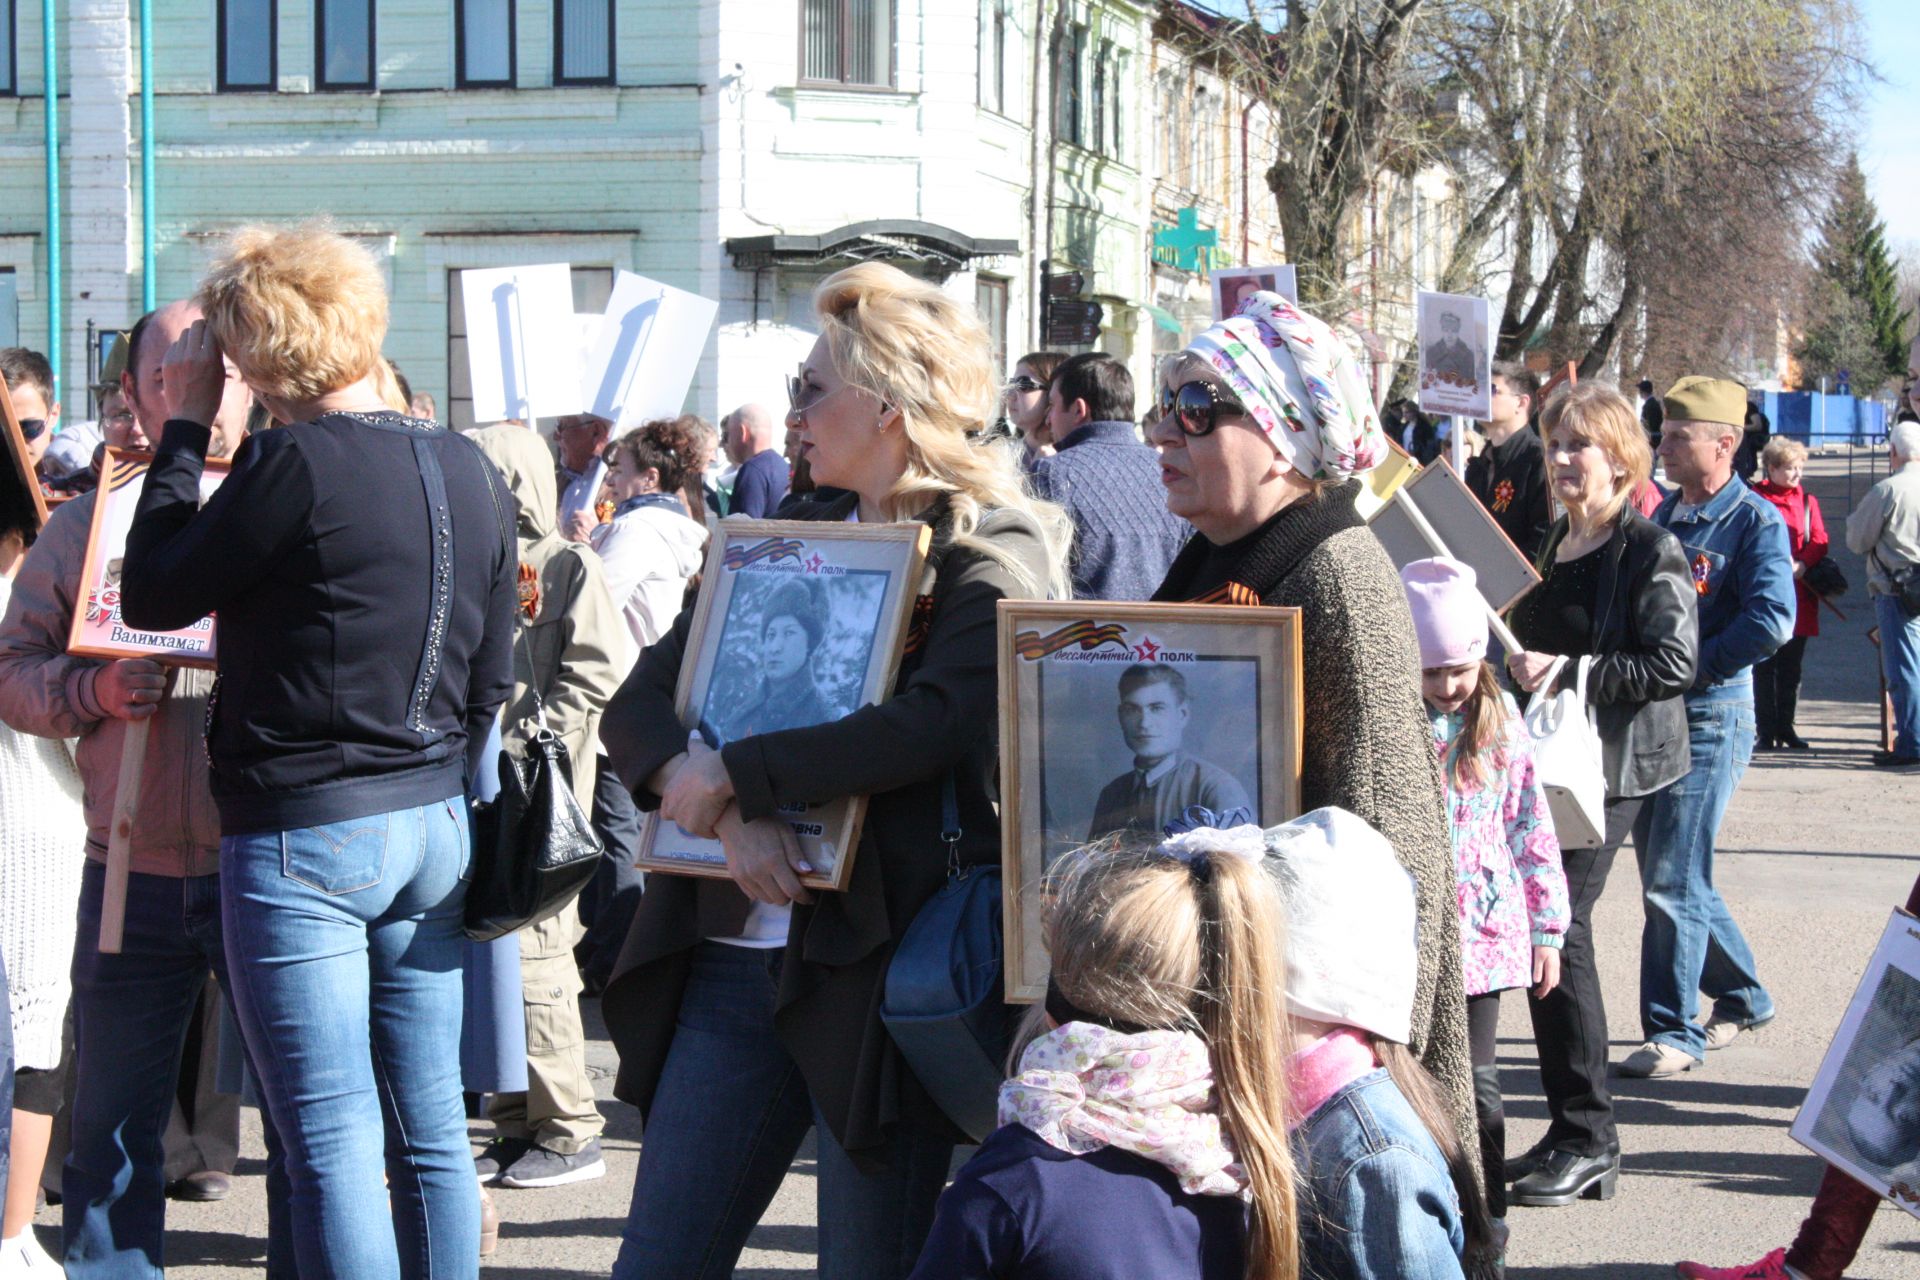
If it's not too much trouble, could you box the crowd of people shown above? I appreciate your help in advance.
[0,220,1914,1280]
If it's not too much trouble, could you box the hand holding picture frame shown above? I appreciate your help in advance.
[997,601,1304,1001]
[635,519,933,893]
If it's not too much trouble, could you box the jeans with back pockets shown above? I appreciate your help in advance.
[219,797,477,1280]
[1876,593,1920,757]
[1632,683,1774,1060]
[63,860,293,1280]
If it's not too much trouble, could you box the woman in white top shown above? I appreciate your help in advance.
[590,418,712,664]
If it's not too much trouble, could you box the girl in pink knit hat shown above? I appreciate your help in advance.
[1401,556,1570,1257]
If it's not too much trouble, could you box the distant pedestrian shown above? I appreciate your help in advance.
[1466,362,1552,561]
[721,403,789,518]
[1845,407,1920,768]
[1030,352,1190,600]
[1004,351,1065,473]
[1637,378,1664,448]
[1752,438,1828,751]
[555,412,614,541]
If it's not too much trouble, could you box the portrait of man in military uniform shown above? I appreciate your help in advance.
[1085,663,1252,842]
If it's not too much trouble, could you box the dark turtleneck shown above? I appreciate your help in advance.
[1153,480,1367,604]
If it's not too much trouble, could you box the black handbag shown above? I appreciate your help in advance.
[1805,556,1849,600]
[463,718,605,942]
[1880,551,1920,619]
[880,774,1012,1143]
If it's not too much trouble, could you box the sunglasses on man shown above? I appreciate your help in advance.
[16,417,47,442]
[1156,380,1246,438]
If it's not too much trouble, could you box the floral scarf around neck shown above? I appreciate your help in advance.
[998,1021,1248,1197]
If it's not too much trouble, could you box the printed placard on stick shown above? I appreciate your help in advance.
[1416,290,1493,420]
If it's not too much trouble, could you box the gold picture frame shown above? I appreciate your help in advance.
[998,600,1304,1002]
[634,518,933,894]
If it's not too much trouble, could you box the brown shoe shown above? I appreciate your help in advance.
[479,1183,499,1257]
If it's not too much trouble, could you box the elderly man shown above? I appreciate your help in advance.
[720,403,788,518]
[1846,390,1920,768]
[556,412,613,541]
[0,301,294,1277]
[1623,376,1794,1079]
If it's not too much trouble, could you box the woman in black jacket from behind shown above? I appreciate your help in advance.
[1503,382,1698,1209]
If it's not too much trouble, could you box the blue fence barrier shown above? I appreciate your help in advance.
[1755,391,1887,447]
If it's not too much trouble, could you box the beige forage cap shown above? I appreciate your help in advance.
[1662,376,1747,428]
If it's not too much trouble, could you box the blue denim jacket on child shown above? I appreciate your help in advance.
[1294,1069,1467,1280]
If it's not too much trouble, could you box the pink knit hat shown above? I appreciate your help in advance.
[1400,557,1487,669]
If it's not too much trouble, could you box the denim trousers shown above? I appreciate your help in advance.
[220,798,477,1280]
[1632,685,1774,1060]
[612,942,954,1280]
[1876,593,1920,757]
[64,860,293,1280]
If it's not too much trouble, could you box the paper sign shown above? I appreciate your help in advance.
[459,263,585,423]
[1210,265,1297,320]
[68,449,229,667]
[579,271,720,427]
[1416,290,1493,421]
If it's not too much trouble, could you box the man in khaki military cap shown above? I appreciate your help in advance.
[1620,376,1796,1080]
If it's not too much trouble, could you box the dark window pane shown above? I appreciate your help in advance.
[0,0,14,93]
[802,0,838,81]
[462,0,511,84]
[224,0,274,87]
[847,0,888,85]
[321,0,371,86]
[558,0,609,82]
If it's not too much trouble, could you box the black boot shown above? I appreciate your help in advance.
[1509,1147,1620,1207]
[1778,681,1808,749]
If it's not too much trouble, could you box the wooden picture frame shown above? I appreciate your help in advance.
[634,518,934,893]
[998,601,1305,1002]
[0,369,49,544]
[67,448,231,668]
[1367,456,1541,614]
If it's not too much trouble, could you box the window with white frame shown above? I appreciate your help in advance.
[802,0,894,88]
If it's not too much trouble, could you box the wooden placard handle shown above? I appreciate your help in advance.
[98,715,152,954]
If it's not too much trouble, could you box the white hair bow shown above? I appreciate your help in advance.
[1157,824,1268,866]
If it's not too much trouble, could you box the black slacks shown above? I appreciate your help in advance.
[1468,991,1506,1215]
[1754,634,1809,743]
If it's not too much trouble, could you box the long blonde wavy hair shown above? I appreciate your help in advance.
[1027,842,1301,1280]
[812,263,1070,598]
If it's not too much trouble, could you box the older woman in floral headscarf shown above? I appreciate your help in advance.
[1148,291,1478,1177]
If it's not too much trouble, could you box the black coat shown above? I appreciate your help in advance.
[1521,509,1698,798]
[598,491,1051,1158]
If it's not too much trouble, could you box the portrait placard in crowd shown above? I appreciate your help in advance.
[635,519,932,892]
[1792,909,1920,1219]
[1210,264,1297,319]
[1367,454,1540,613]
[68,448,229,667]
[997,601,1303,1000]
[1415,289,1493,420]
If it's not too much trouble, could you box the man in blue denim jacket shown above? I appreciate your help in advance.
[1623,377,1794,1079]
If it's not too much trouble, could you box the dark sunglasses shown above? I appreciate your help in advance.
[1005,375,1045,394]
[16,417,46,442]
[1156,381,1244,438]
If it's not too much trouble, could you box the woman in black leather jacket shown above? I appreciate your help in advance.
[1502,383,1698,1209]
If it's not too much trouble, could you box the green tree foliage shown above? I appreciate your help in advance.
[1797,152,1912,389]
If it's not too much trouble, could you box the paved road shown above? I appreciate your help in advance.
[28,454,1920,1278]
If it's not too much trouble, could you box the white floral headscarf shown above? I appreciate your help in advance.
[1185,291,1389,481]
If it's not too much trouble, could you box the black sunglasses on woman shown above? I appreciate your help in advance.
[1157,380,1245,438]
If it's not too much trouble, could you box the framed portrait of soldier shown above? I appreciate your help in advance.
[634,519,933,893]
[1415,290,1493,421]
[1210,265,1298,320]
[997,601,1304,1001]
[1791,909,1920,1219]
[68,448,230,667]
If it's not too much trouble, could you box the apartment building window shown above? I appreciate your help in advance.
[555,0,612,84]
[976,276,1008,377]
[1153,70,1175,180]
[980,2,1009,114]
[316,0,373,90]
[801,0,893,88]
[218,0,277,91]
[1053,23,1085,146]
[1108,52,1123,162]
[0,0,14,96]
[1090,42,1107,153]
[1190,88,1215,194]
[457,0,515,88]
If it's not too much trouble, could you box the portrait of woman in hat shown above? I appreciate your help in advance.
[718,576,840,741]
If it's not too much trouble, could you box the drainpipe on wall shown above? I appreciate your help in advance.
[42,0,60,397]
[140,0,155,310]
[1027,0,1049,348]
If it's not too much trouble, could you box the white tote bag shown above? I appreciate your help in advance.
[1523,655,1607,849]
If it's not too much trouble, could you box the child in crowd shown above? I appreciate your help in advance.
[911,831,1299,1280]
[1402,557,1570,1247]
[1269,807,1493,1280]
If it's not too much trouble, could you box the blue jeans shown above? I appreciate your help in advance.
[63,860,292,1280]
[1633,685,1774,1060]
[220,799,477,1280]
[612,942,953,1280]
[1877,593,1920,757]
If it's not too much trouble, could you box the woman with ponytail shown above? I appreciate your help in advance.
[598,262,1068,1279]
[911,827,1299,1280]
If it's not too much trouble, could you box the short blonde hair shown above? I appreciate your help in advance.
[197,223,389,403]
[812,263,1069,596]
[1539,383,1651,524]
[1761,436,1807,472]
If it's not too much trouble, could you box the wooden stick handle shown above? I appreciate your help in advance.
[98,715,152,954]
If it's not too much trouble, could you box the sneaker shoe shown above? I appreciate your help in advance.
[1618,1040,1699,1078]
[1703,1010,1775,1051]
[498,1138,607,1189]
[474,1137,534,1184]
[0,1229,67,1276]
[1675,1246,1793,1279]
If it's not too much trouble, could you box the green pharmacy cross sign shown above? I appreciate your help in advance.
[1153,208,1218,273]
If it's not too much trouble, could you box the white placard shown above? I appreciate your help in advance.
[459,263,585,423]
[1210,265,1298,319]
[580,271,720,428]
[1415,290,1493,421]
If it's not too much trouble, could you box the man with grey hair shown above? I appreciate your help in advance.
[1847,396,1920,768]
[721,402,787,519]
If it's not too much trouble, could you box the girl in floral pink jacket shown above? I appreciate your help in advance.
[1403,558,1569,1243]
